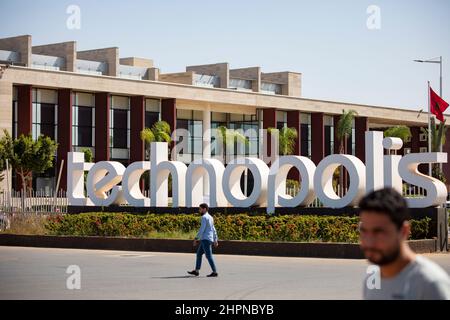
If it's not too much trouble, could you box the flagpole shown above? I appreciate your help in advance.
[428,81,432,176]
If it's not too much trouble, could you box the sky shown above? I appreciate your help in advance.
[1,0,450,112]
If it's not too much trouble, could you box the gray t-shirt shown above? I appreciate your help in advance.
[363,255,450,300]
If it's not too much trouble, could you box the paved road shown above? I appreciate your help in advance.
[0,246,449,300]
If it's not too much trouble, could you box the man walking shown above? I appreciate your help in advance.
[188,203,219,277]
[359,188,450,300]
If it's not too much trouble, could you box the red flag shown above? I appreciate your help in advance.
[430,87,449,122]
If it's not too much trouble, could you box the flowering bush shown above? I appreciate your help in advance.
[44,212,432,243]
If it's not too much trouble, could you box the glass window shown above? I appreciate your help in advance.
[228,113,259,158]
[300,113,311,158]
[110,95,130,161]
[32,88,57,141]
[324,115,334,156]
[276,111,287,130]
[72,92,95,151]
[176,110,203,163]
[31,88,58,188]
[145,98,160,129]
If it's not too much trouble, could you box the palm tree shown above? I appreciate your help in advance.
[384,125,412,154]
[336,109,358,196]
[217,126,249,193]
[216,126,249,164]
[421,118,447,182]
[140,120,172,160]
[268,126,299,196]
[267,127,298,156]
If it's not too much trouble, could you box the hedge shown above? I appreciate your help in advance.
[44,213,432,243]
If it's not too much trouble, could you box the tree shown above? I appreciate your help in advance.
[216,126,248,164]
[267,127,298,156]
[384,125,412,142]
[217,126,249,194]
[336,109,358,196]
[384,125,412,155]
[140,121,172,160]
[140,121,172,193]
[80,148,93,192]
[0,130,58,193]
[0,140,7,183]
[421,118,447,182]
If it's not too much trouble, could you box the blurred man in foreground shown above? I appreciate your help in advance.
[359,188,450,299]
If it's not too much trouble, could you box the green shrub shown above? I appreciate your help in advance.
[44,213,432,243]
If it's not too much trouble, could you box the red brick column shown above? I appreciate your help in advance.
[57,89,72,191]
[311,113,324,165]
[263,108,277,163]
[287,110,301,155]
[130,96,145,163]
[95,92,110,161]
[287,110,300,180]
[17,85,32,136]
[16,85,33,190]
[161,98,176,134]
[355,116,368,163]
[410,126,420,153]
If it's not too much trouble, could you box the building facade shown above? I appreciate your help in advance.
[0,35,448,193]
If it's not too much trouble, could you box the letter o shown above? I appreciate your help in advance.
[313,154,366,208]
[222,158,269,207]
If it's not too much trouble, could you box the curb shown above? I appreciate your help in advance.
[0,234,439,259]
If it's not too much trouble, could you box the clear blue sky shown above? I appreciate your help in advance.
[1,0,449,111]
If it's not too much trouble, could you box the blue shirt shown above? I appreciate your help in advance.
[196,212,218,242]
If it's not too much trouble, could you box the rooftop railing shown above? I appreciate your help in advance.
[193,74,220,87]
[229,78,253,91]
[0,50,21,64]
[261,82,282,95]
[31,54,65,71]
[76,59,107,75]
[118,64,148,80]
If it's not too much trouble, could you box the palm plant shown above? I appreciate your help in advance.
[336,109,358,196]
[267,127,298,156]
[384,125,412,154]
[216,126,249,164]
[140,121,172,160]
[217,126,249,194]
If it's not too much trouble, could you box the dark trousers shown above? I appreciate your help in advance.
[195,240,217,272]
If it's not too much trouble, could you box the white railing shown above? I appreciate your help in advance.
[286,184,427,208]
[0,189,68,214]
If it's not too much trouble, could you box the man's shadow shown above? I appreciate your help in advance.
[152,275,198,279]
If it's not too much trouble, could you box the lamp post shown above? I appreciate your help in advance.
[414,56,442,97]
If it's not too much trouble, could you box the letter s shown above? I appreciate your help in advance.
[398,152,447,207]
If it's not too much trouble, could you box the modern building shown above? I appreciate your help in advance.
[0,34,448,193]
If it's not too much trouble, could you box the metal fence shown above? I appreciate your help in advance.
[286,183,427,208]
[0,189,68,214]
[0,184,428,214]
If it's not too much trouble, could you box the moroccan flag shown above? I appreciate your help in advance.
[430,87,449,122]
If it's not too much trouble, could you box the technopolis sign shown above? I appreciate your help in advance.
[67,131,448,212]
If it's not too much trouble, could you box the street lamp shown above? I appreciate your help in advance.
[414,56,444,175]
[414,56,442,97]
